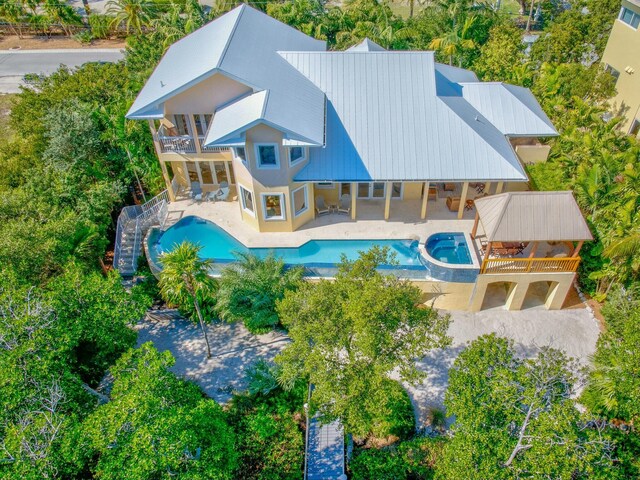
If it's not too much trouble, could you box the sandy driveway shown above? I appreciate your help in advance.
[136,304,600,424]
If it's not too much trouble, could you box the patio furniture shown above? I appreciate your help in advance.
[475,183,485,194]
[337,194,351,214]
[446,196,460,211]
[315,196,331,216]
[209,181,230,202]
[443,183,455,191]
[465,199,474,211]
[428,186,437,200]
[191,181,203,202]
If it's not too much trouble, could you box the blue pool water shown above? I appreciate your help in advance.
[425,233,472,264]
[154,216,425,268]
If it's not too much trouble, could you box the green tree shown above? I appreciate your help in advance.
[216,252,303,333]
[472,23,529,84]
[106,0,154,34]
[78,343,237,479]
[275,247,450,436]
[438,334,616,479]
[159,241,215,358]
[429,15,477,67]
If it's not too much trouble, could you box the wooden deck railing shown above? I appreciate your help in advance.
[480,257,581,274]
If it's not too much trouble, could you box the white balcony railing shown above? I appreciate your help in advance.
[155,134,197,153]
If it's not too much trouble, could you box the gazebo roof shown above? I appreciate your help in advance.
[474,191,593,242]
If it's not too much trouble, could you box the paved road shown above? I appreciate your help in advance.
[0,48,124,93]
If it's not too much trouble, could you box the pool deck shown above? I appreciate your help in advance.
[165,196,478,249]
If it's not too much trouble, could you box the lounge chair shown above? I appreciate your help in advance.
[337,194,351,214]
[191,181,203,202]
[315,196,331,216]
[208,181,230,202]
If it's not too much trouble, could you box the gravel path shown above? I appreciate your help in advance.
[135,309,289,403]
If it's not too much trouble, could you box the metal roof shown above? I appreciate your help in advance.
[282,51,529,182]
[127,5,327,146]
[475,191,593,242]
[345,38,386,52]
[206,90,268,144]
[460,83,558,136]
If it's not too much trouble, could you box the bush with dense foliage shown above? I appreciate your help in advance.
[216,253,303,333]
[350,436,445,480]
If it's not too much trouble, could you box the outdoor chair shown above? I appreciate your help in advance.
[209,181,230,202]
[315,196,331,216]
[337,194,351,215]
[191,181,203,202]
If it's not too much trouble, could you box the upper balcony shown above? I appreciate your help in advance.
[154,125,230,155]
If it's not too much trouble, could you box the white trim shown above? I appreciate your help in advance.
[255,143,280,169]
[289,146,306,166]
[291,184,309,217]
[239,184,255,216]
[261,192,286,221]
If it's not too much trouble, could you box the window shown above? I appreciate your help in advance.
[605,64,620,81]
[630,119,640,136]
[199,162,214,184]
[255,144,279,169]
[239,185,254,215]
[193,114,210,136]
[292,185,308,216]
[357,182,389,199]
[372,182,385,198]
[620,7,640,28]
[214,162,228,184]
[172,114,190,136]
[391,182,403,199]
[340,183,351,196]
[262,193,285,220]
[289,147,305,166]
[316,182,335,189]
[233,147,246,164]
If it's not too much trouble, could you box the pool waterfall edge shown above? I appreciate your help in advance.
[145,217,480,283]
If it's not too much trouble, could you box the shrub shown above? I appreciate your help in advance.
[88,14,115,39]
[349,437,446,480]
[370,379,416,441]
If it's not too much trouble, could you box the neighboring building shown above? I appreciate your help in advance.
[127,4,556,234]
[602,0,640,136]
[129,5,592,311]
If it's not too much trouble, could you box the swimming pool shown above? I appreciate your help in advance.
[151,216,426,270]
[425,233,472,265]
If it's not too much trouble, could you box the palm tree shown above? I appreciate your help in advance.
[106,0,153,35]
[216,252,303,334]
[159,242,215,358]
[429,15,477,66]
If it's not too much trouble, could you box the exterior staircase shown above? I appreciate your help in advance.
[113,190,171,277]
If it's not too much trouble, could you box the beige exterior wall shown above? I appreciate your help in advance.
[602,0,640,133]
[164,73,252,115]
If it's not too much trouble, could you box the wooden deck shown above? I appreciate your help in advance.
[480,256,581,274]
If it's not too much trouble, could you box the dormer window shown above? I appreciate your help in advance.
[289,147,305,166]
[255,144,279,169]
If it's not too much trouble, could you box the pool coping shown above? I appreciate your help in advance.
[419,232,481,270]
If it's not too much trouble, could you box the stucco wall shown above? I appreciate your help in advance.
[164,73,252,115]
[602,2,640,132]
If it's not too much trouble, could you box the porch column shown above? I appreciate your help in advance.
[188,114,202,154]
[420,181,430,219]
[457,181,469,219]
[160,160,176,202]
[384,181,392,220]
[572,241,584,257]
[484,182,492,195]
[350,182,357,220]
[471,211,479,238]
[495,181,504,194]
[147,119,163,157]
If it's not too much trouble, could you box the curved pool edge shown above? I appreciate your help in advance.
[418,232,480,283]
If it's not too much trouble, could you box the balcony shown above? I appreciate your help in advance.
[199,136,230,153]
[480,256,580,274]
[155,134,197,153]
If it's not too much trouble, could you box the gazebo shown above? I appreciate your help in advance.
[469,191,593,310]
